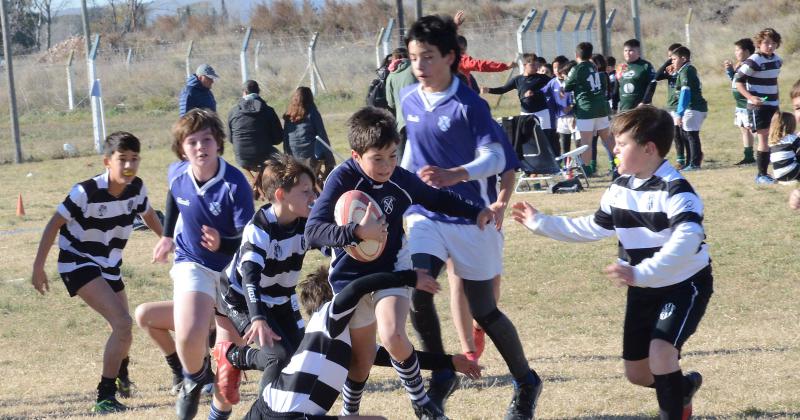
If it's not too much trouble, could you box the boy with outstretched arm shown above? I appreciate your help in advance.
[512,106,712,420]
[32,132,163,413]
[305,107,492,420]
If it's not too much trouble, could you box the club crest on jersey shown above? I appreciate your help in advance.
[660,302,676,320]
[208,202,222,216]
[176,197,190,206]
[437,115,451,132]
[382,196,396,214]
[623,82,635,94]
[274,242,282,258]
[127,200,134,212]
[97,204,107,217]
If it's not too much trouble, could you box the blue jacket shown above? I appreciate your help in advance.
[179,75,216,116]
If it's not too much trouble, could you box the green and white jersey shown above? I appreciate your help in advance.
[564,61,609,119]
[665,73,679,111]
[726,67,748,109]
[674,63,708,113]
[617,59,655,111]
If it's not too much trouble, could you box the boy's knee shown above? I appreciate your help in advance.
[133,305,149,328]
[623,363,653,387]
[111,313,134,337]
[379,330,409,353]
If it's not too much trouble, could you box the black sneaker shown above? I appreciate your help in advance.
[115,377,134,398]
[426,374,459,412]
[170,373,183,396]
[176,377,204,420]
[412,399,450,420]
[504,372,543,420]
[682,371,703,420]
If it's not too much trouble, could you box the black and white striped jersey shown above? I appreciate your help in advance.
[735,52,782,107]
[56,171,150,281]
[524,160,709,288]
[770,134,800,181]
[262,271,417,415]
[222,203,307,327]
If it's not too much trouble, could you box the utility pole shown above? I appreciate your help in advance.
[0,0,22,163]
[630,0,642,54]
[396,0,404,46]
[597,0,608,57]
[415,0,421,20]
[80,0,90,57]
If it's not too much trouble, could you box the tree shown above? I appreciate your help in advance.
[0,0,38,53]
[31,0,65,49]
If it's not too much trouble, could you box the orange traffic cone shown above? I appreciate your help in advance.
[16,193,25,216]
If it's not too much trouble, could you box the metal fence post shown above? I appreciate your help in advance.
[0,0,22,163]
[66,49,75,111]
[572,11,585,48]
[496,8,536,108]
[381,19,395,58]
[375,27,386,68]
[605,9,617,56]
[87,34,105,154]
[125,48,132,72]
[300,32,326,95]
[631,0,642,54]
[534,9,548,58]
[685,8,693,47]
[585,9,596,44]
[240,27,252,83]
[555,8,568,57]
[185,40,194,78]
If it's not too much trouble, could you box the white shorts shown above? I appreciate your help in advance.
[171,261,221,299]
[734,107,751,128]
[522,109,552,130]
[556,116,576,135]
[349,286,412,329]
[406,214,503,281]
[575,116,610,133]
[682,110,706,132]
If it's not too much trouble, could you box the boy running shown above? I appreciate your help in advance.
[512,105,712,420]
[305,106,492,420]
[734,28,783,184]
[32,132,163,413]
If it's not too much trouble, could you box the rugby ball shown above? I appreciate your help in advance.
[334,190,386,262]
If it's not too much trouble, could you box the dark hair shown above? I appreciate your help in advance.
[252,154,315,201]
[672,46,691,60]
[244,80,260,94]
[171,109,225,160]
[576,42,593,60]
[591,53,607,70]
[391,47,408,60]
[606,56,616,67]
[623,39,641,49]
[297,266,333,317]
[552,55,569,67]
[347,107,400,155]
[610,106,673,157]
[561,60,577,75]
[103,131,140,157]
[535,56,548,66]
[734,38,755,55]
[522,53,538,64]
[457,35,467,50]
[405,15,461,74]
[667,43,683,53]
[791,79,800,100]
[284,87,314,123]
[754,28,782,48]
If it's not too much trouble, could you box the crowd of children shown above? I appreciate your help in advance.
[29,10,800,420]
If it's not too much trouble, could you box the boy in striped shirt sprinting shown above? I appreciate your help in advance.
[512,106,712,420]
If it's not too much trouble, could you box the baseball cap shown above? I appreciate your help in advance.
[196,64,220,80]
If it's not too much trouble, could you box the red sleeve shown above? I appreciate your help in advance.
[459,54,511,73]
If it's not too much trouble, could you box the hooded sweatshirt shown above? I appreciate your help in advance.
[227,93,284,168]
[179,74,216,116]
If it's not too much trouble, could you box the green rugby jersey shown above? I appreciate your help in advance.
[564,61,609,119]
[665,73,679,111]
[617,58,655,111]
[726,67,748,108]
[674,63,708,113]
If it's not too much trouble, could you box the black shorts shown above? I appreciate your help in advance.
[244,396,337,420]
[60,264,124,297]
[748,105,778,132]
[622,265,713,361]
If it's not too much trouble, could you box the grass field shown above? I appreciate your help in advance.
[1,58,800,419]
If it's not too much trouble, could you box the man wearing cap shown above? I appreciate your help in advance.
[227,80,284,176]
[179,64,219,116]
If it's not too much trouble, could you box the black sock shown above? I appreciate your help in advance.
[559,133,571,153]
[117,357,130,382]
[165,352,183,377]
[756,151,771,176]
[97,376,117,401]
[653,370,684,420]
[186,358,211,384]
[682,374,694,397]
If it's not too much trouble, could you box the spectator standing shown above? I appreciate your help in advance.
[179,64,219,117]
[283,87,335,190]
[227,80,284,175]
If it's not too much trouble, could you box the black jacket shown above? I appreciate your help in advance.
[227,95,284,168]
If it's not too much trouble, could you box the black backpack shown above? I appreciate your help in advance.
[366,66,390,109]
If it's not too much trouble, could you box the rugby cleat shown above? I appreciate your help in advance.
[426,373,459,412]
[682,371,703,420]
[212,341,242,404]
[412,399,450,420]
[472,326,486,361]
[115,377,134,398]
[504,371,543,420]
[91,397,128,414]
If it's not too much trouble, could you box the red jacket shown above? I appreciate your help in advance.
[459,54,512,89]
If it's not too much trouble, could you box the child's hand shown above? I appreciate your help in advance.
[418,165,468,188]
[453,10,466,26]
[511,201,539,229]
[451,354,483,379]
[414,269,441,294]
[564,105,572,113]
[31,267,49,295]
[200,225,221,252]
[152,236,175,263]
[355,202,387,242]
[476,208,496,231]
[789,189,800,210]
[604,263,635,287]
[244,319,282,348]
[750,96,764,106]
[723,60,733,70]
[489,201,507,229]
